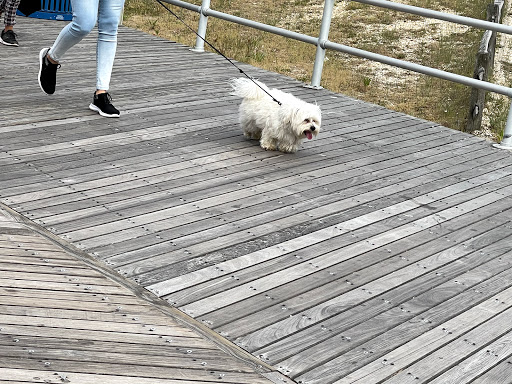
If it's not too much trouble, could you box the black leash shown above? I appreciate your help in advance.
[154,0,282,105]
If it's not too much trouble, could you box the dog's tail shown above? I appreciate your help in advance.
[229,77,271,100]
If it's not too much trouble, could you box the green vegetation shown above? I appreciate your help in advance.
[123,0,505,138]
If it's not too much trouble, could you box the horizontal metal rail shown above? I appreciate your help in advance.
[322,40,512,97]
[354,0,512,34]
[161,0,512,149]
[165,0,318,45]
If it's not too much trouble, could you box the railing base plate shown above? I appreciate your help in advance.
[492,142,512,150]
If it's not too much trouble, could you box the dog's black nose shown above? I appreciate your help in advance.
[310,126,316,131]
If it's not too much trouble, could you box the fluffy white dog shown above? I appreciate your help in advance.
[230,78,321,153]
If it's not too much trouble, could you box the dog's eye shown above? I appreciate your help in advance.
[304,118,311,123]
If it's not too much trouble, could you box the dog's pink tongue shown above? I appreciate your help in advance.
[305,131,313,140]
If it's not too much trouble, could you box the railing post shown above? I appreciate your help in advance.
[310,0,334,88]
[493,100,512,149]
[465,2,501,134]
[191,0,211,52]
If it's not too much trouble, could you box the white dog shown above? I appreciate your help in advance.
[230,78,321,153]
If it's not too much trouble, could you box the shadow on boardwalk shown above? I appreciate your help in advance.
[1,16,512,384]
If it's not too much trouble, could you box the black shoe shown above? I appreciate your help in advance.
[89,92,120,118]
[38,48,60,95]
[1,30,19,47]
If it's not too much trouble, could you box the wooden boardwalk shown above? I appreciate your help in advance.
[2,16,512,384]
[0,206,283,383]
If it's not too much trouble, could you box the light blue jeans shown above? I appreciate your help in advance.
[48,0,125,91]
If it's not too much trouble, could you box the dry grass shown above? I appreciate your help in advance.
[123,0,507,139]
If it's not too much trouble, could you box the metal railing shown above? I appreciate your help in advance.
[161,0,512,149]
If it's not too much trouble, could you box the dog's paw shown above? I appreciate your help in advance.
[260,142,277,151]
[278,145,298,153]
[244,131,261,140]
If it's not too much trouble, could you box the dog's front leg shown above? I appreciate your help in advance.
[260,133,278,151]
[276,134,300,153]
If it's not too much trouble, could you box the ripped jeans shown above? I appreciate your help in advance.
[48,0,125,91]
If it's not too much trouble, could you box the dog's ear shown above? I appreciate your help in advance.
[292,107,301,123]
[285,107,300,129]
[280,105,298,126]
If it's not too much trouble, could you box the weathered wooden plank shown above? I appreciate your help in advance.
[0,241,72,252]
[0,359,271,384]
[0,288,142,306]
[0,344,257,373]
[0,302,195,325]
[2,270,119,286]
[0,367,256,384]
[0,313,200,338]
[0,262,105,277]
[0,255,84,267]
[0,278,130,295]
[0,248,75,260]
[0,316,268,372]
[0,234,58,244]
[0,335,236,361]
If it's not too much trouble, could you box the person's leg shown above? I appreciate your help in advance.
[89,0,125,118]
[95,0,125,91]
[0,0,6,22]
[1,0,21,47]
[48,0,100,62]
[39,0,99,94]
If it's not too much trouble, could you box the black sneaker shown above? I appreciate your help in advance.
[89,92,120,118]
[1,30,19,47]
[38,48,60,95]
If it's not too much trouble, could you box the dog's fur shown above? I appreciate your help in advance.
[230,78,321,153]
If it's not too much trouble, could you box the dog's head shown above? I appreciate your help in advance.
[291,103,322,141]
